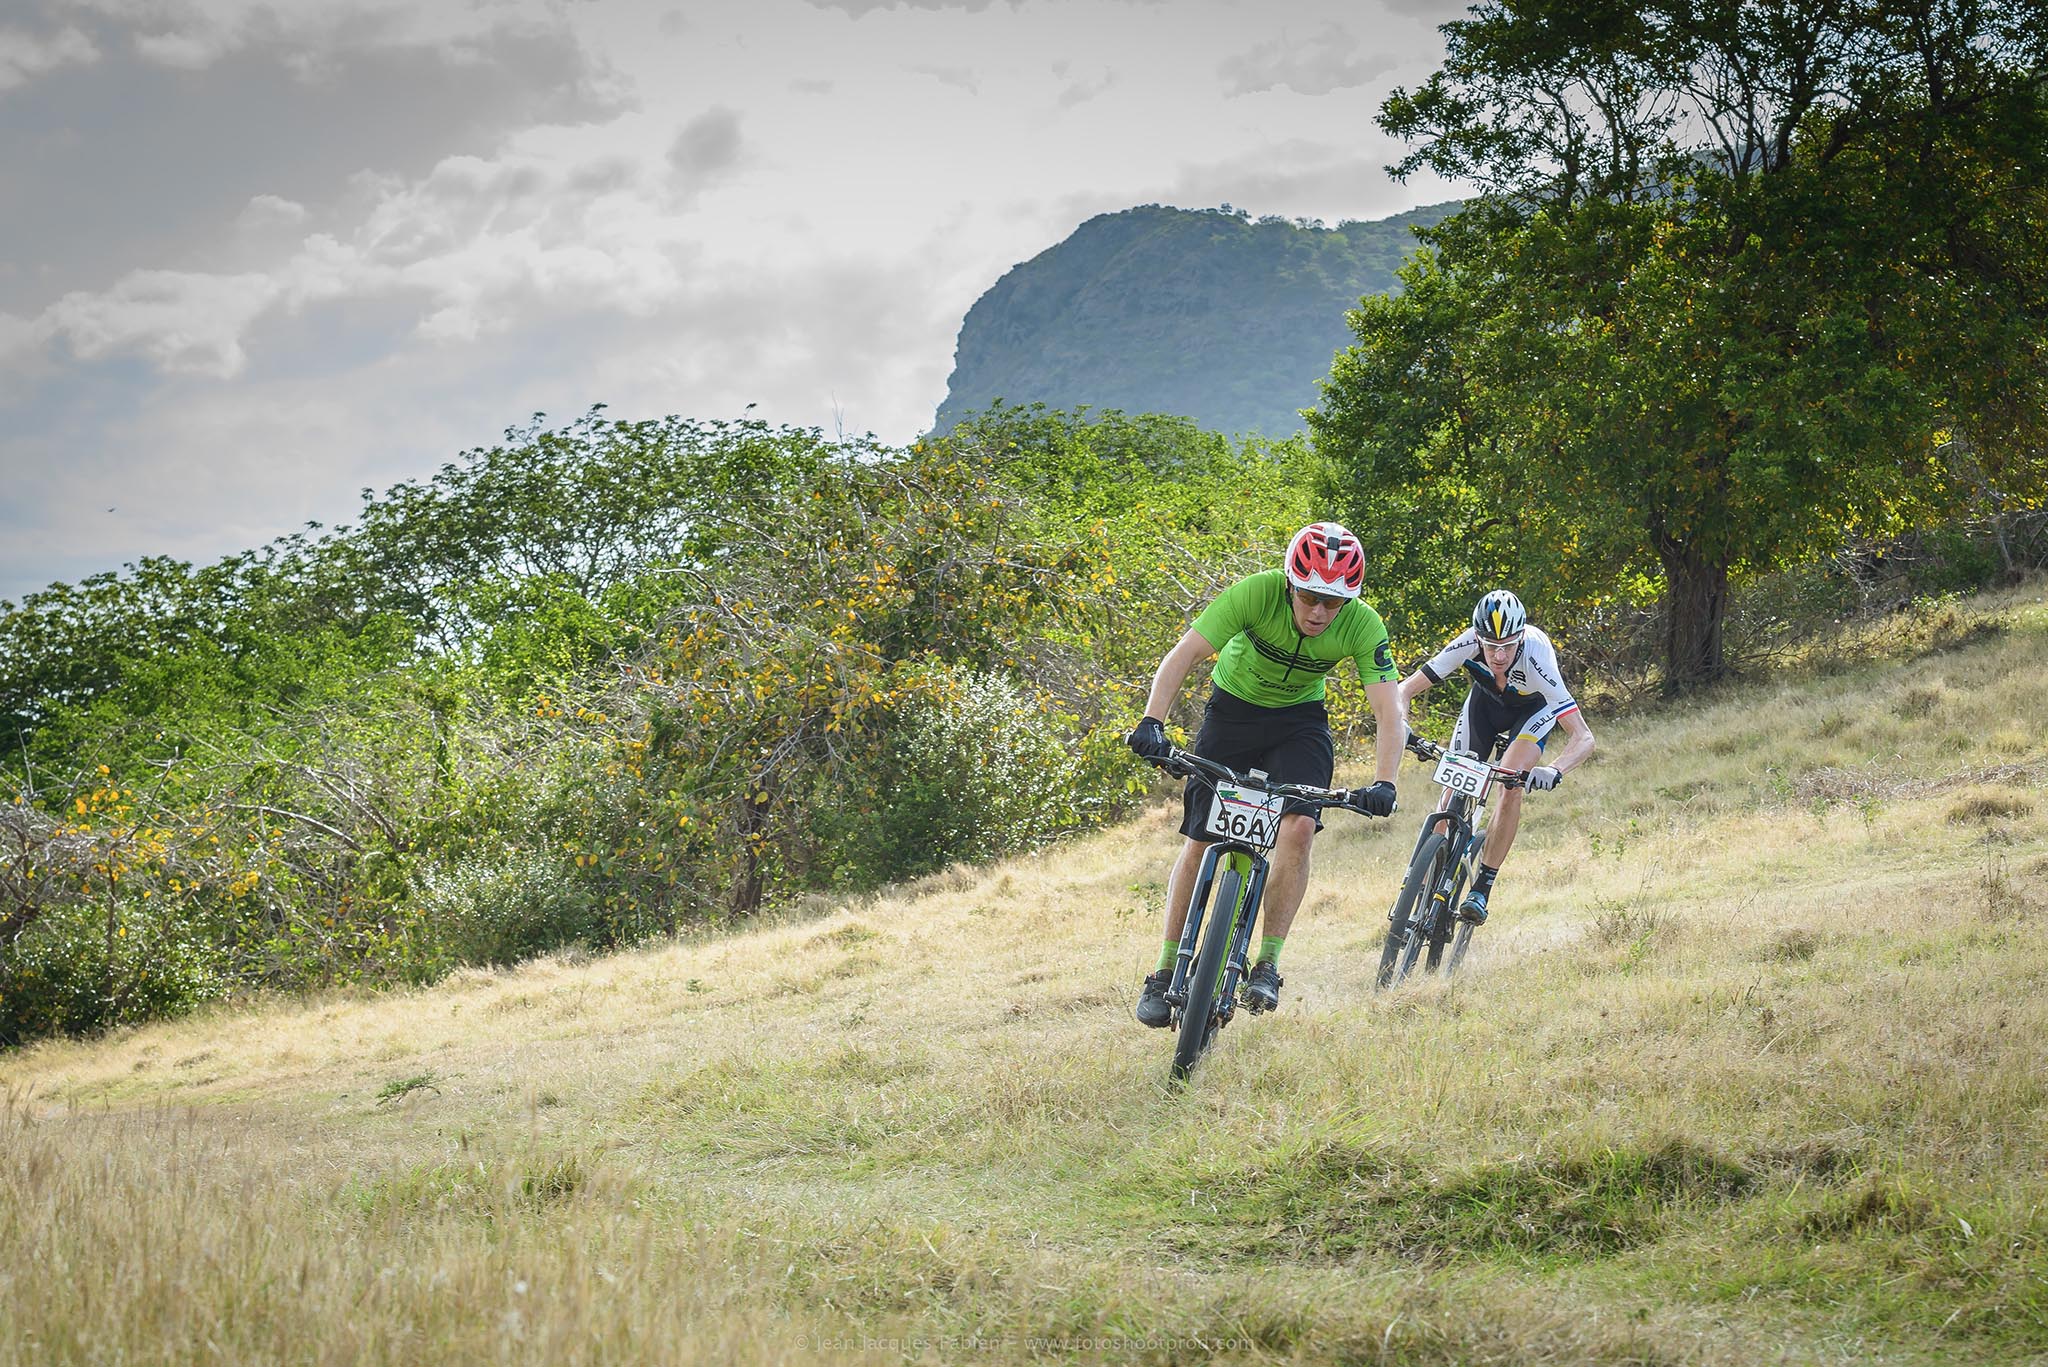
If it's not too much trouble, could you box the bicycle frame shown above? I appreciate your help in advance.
[1147,746,1372,1078]
[1379,736,1526,987]
[1166,840,1268,1029]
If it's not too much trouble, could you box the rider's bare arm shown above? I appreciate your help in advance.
[1141,628,1219,722]
[1546,707,1596,775]
[1366,679,1405,784]
[1396,669,1435,707]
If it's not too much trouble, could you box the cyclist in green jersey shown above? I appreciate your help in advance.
[1126,523,1406,1021]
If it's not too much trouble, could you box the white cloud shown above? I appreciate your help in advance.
[0,24,99,88]
[42,270,282,376]
[910,62,978,93]
[1,0,1468,602]
[29,137,706,370]
[235,193,310,231]
[132,25,231,68]
[1219,22,1400,97]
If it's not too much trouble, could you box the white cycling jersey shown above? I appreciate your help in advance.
[1420,624,1580,747]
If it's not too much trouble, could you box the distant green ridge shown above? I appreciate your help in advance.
[932,200,1459,440]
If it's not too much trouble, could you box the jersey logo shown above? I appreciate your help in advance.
[1373,640,1394,673]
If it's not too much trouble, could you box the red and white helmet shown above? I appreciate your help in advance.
[1283,522,1365,599]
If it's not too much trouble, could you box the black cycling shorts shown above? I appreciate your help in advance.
[1178,686,1335,840]
[1451,687,1552,760]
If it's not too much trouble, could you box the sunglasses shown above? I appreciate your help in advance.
[1294,588,1350,609]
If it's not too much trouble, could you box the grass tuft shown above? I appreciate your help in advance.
[374,1070,441,1104]
[1767,927,1822,962]
[1946,787,2034,824]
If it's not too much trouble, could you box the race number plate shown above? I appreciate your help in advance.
[1431,750,1494,801]
[1204,783,1285,847]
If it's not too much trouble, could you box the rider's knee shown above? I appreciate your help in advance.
[1276,812,1316,849]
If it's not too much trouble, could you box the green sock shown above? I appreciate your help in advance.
[1257,935,1285,967]
[1155,940,1177,972]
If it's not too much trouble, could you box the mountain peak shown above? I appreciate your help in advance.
[932,200,1459,439]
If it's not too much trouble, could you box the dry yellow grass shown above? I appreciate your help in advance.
[3,583,2046,1365]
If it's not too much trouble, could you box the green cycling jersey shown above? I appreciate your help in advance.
[1190,570,1399,708]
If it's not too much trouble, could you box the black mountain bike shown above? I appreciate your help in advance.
[1375,734,1528,989]
[1146,747,1380,1079]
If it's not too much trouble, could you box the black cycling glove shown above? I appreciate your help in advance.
[1126,716,1172,761]
[1355,780,1398,817]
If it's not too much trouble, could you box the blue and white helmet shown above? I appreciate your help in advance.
[1472,589,1527,644]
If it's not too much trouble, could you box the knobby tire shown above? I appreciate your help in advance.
[1423,869,1459,972]
[1378,831,1446,990]
[1396,837,1454,983]
[1172,862,1243,1080]
[1442,851,1477,976]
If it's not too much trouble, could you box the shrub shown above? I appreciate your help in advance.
[851,667,1086,883]
[0,898,227,1045]
[417,847,615,967]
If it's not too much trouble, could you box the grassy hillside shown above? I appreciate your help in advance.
[4,585,2046,1366]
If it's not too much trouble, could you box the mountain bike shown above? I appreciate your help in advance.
[1375,734,1528,989]
[1146,747,1381,1079]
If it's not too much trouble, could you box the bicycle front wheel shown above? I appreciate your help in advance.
[1378,830,1446,990]
[1173,861,1243,1080]
[1441,852,1478,977]
[1422,885,1459,973]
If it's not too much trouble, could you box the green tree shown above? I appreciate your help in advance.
[1315,0,2048,689]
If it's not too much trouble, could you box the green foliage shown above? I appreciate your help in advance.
[847,666,1085,883]
[932,203,1457,440]
[0,894,227,1045]
[417,847,615,968]
[0,396,1346,1053]
[1321,0,2048,690]
[348,407,843,652]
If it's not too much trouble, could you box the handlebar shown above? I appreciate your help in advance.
[1145,746,1376,813]
[1404,733,1530,789]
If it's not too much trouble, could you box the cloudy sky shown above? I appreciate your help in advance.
[0,0,1471,604]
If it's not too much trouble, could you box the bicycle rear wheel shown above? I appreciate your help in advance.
[1378,831,1446,990]
[1444,920,1476,975]
[1173,861,1244,1079]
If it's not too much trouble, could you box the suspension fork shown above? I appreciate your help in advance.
[1220,850,1269,1001]
[1421,800,1475,929]
[1168,843,1266,1003]
[1169,843,1224,1001]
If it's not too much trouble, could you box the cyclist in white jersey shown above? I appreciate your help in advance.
[1396,590,1596,924]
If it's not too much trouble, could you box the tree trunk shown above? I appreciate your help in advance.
[1652,527,1731,693]
[727,790,771,916]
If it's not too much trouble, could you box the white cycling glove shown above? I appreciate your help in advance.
[1526,765,1563,792]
